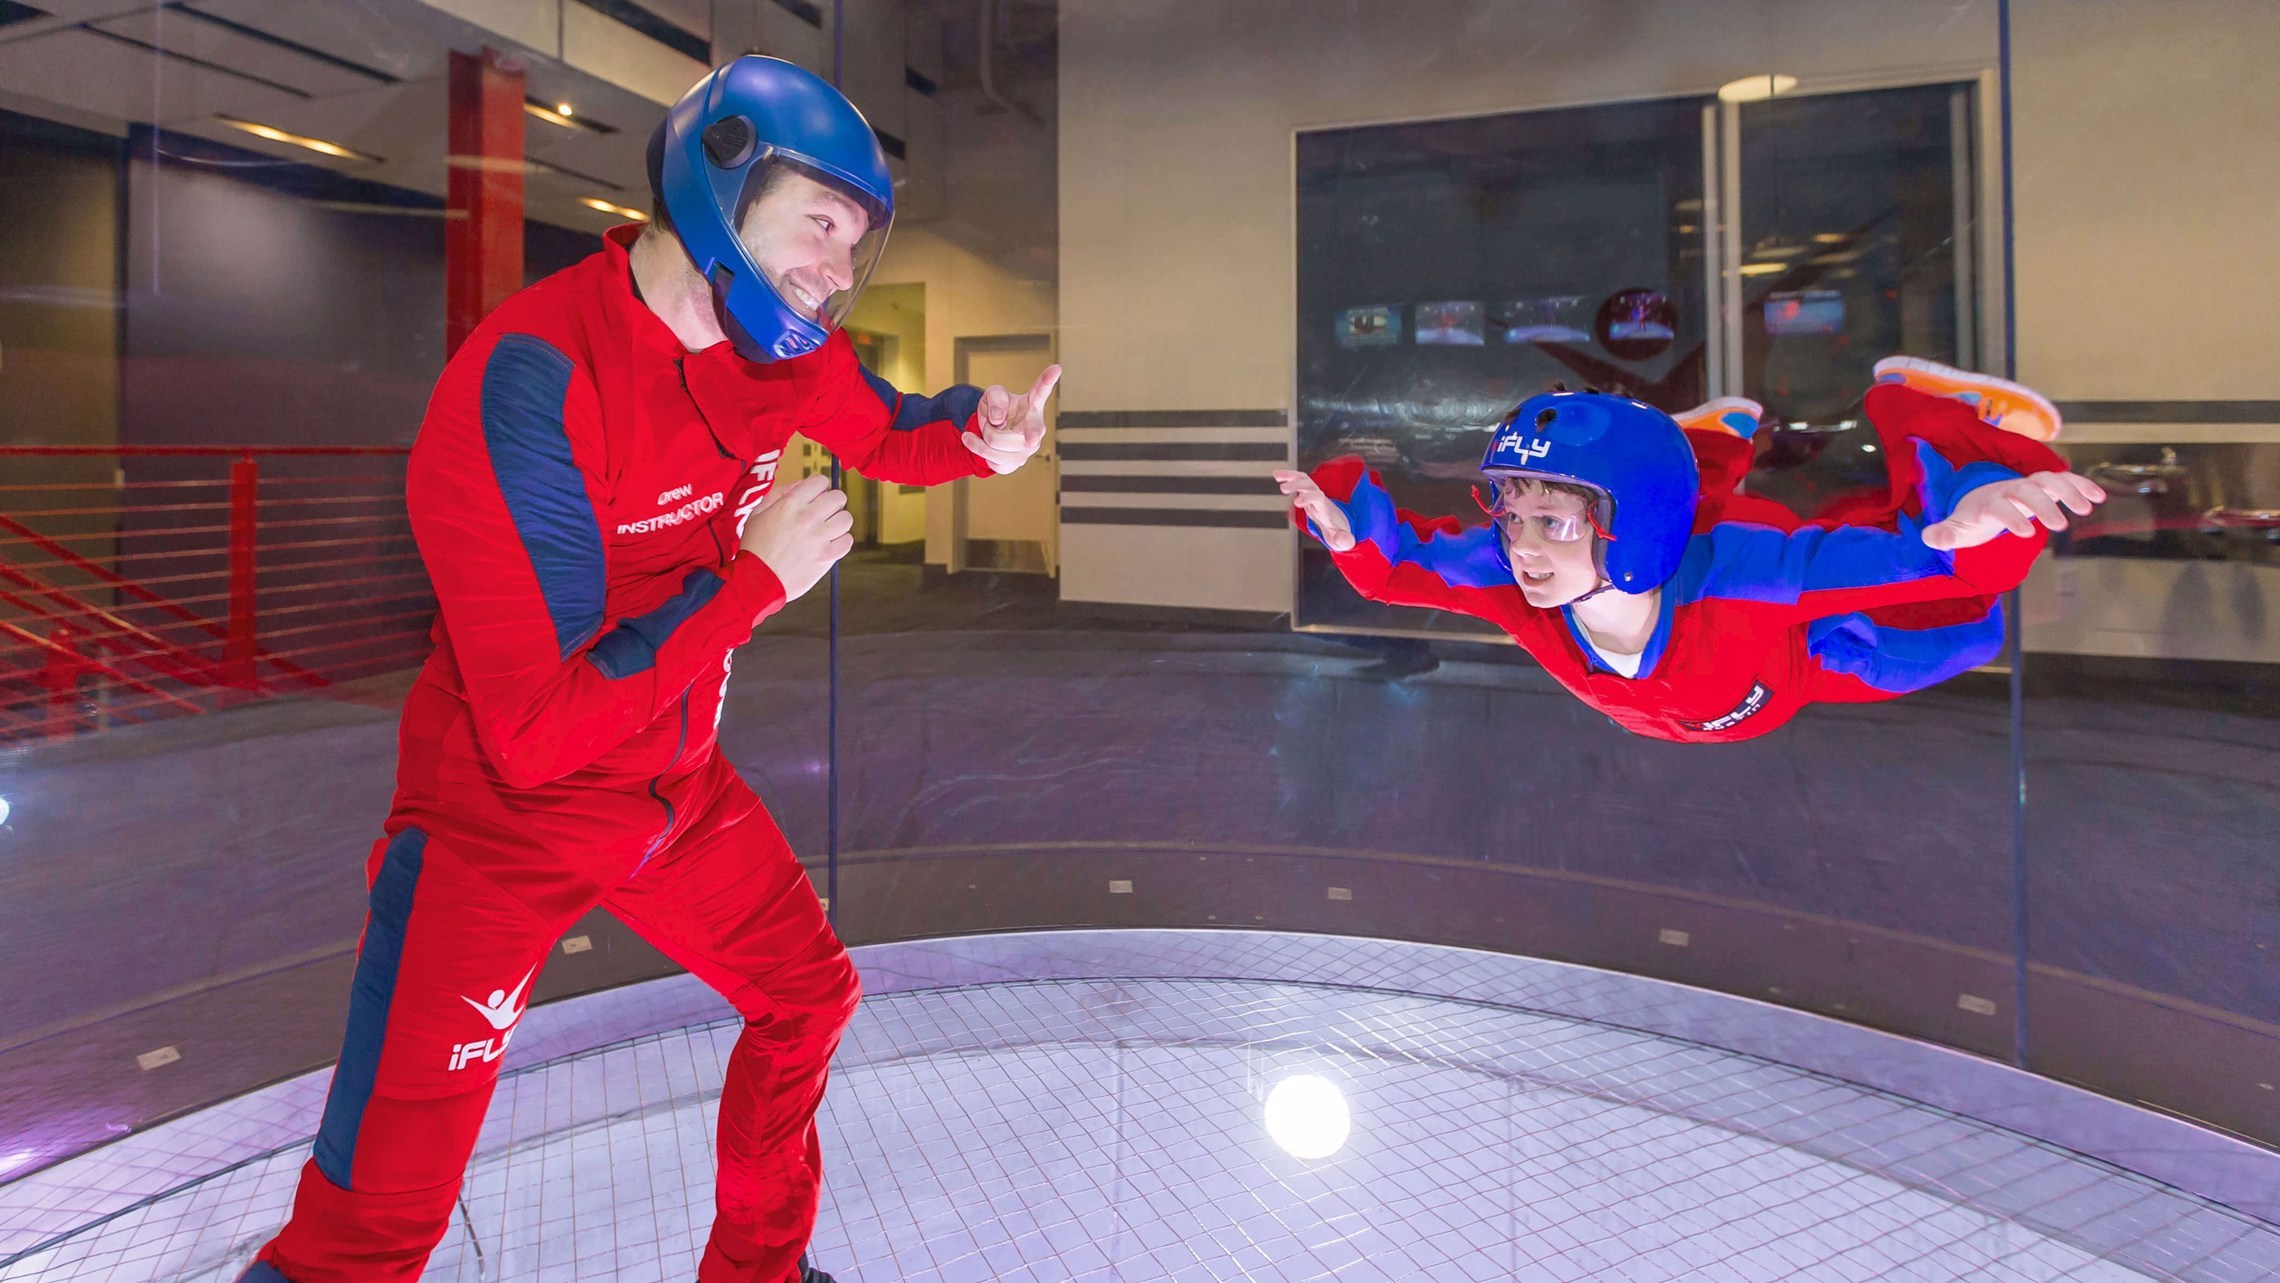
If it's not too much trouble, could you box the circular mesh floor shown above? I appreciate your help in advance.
[8,976,2277,1282]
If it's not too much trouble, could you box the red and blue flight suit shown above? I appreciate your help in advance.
[1303,383,2065,742]
[248,211,996,1283]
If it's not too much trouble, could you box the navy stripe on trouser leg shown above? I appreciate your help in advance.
[313,827,426,1189]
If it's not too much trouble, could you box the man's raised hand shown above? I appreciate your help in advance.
[963,364,1061,475]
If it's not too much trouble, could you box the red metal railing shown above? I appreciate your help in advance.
[0,445,428,744]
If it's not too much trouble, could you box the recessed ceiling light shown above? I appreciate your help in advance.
[1812,232,1849,244]
[581,197,649,222]
[525,101,576,129]
[215,116,374,162]
[1718,74,1798,103]
[1737,262,1786,277]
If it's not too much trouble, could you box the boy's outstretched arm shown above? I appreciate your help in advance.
[1684,437,2105,621]
[1275,457,1515,615]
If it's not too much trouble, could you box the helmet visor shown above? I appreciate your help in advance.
[731,154,893,333]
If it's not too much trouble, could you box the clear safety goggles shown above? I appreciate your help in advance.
[1473,479,1612,545]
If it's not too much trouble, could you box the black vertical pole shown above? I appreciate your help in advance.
[1999,0,2030,1070]
[824,0,848,931]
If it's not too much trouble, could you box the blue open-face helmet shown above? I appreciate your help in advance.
[651,56,894,362]
[1479,390,1699,592]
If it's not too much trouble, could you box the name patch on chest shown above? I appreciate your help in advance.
[618,491,724,536]
[1682,680,1773,733]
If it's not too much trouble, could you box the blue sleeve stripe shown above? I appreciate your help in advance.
[1914,439,2020,524]
[1343,471,1511,590]
[588,568,729,679]
[313,827,426,1190]
[481,334,605,659]
[1807,602,2007,693]
[1676,519,1951,607]
[860,366,985,434]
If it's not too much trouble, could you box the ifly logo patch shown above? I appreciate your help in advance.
[449,968,534,1071]
[1495,432,1552,466]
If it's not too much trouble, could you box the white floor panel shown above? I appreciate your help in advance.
[8,975,2275,1282]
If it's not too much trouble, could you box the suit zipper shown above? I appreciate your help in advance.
[677,356,739,566]
[637,691,690,871]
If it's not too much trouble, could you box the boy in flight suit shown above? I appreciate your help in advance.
[243,57,1057,1283]
[1278,361,2102,742]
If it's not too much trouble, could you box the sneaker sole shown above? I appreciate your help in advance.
[1677,396,1766,438]
[1871,356,2062,441]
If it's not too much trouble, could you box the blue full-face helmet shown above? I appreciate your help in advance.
[651,56,894,362]
[1479,390,1699,592]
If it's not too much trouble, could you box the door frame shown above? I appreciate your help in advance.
[951,332,1058,574]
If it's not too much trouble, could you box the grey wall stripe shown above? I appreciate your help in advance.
[2053,400,2280,424]
[1062,508,1291,529]
[1058,409,1288,428]
[1061,476,1278,495]
[1061,442,1288,462]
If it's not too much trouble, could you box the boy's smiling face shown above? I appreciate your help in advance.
[1494,479,1605,608]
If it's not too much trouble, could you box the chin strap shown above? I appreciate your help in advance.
[1569,577,1619,605]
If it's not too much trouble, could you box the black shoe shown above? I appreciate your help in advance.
[798,1255,837,1283]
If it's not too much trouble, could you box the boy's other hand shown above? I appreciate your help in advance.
[1275,469,1356,552]
[1921,470,2107,552]
[738,473,854,601]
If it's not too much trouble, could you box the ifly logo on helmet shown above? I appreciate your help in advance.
[449,969,534,1071]
[1495,430,1553,467]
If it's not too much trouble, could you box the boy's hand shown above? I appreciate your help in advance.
[738,473,854,601]
[1921,470,2107,552]
[963,364,1060,474]
[1274,469,1356,552]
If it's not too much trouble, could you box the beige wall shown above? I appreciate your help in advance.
[1059,0,2001,414]
[867,223,1057,566]
[1056,0,2001,612]
[2010,0,2280,408]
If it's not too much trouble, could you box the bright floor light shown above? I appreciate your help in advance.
[1264,1074,1350,1160]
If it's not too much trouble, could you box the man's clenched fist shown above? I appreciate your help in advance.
[738,473,854,601]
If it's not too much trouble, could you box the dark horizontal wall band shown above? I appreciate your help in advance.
[1060,443,1288,462]
[82,24,311,98]
[1061,508,1290,529]
[167,3,400,83]
[571,0,710,63]
[2054,400,2280,424]
[1059,409,1288,429]
[1061,475,1277,495]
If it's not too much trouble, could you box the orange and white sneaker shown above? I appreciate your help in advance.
[1871,356,2063,441]
[1673,396,1766,439]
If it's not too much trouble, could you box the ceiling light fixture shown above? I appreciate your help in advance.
[525,101,577,129]
[1717,74,1798,104]
[1737,262,1787,277]
[215,116,374,162]
[581,197,649,222]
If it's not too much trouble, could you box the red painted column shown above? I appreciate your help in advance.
[447,48,525,356]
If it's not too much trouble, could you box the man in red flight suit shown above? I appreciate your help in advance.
[244,57,1056,1283]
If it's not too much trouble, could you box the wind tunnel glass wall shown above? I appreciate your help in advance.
[0,0,2274,1205]
[0,0,828,1174]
